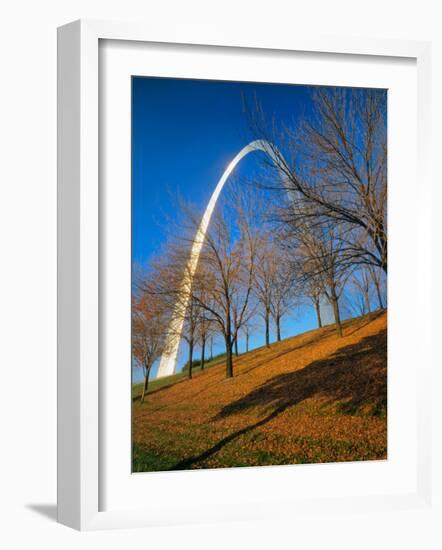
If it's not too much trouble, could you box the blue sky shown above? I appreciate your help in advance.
[132,77,331,380]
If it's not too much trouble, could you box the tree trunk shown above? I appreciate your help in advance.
[330,294,343,337]
[374,280,384,309]
[265,310,270,347]
[140,366,151,403]
[210,337,213,361]
[276,314,281,342]
[225,340,233,378]
[246,332,249,353]
[314,299,322,328]
[234,337,239,357]
[225,312,234,378]
[201,336,206,370]
[188,338,194,379]
[364,289,371,314]
[225,325,234,378]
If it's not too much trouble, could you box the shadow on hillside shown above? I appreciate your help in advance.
[133,359,228,403]
[235,311,386,379]
[236,329,335,378]
[169,329,387,470]
[344,310,385,337]
[218,329,387,419]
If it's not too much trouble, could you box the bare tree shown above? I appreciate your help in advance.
[254,238,276,347]
[249,87,388,273]
[281,210,351,337]
[344,264,386,317]
[303,278,323,328]
[269,246,299,341]
[181,293,200,379]
[188,190,260,378]
[350,268,372,315]
[209,334,215,361]
[196,307,217,370]
[367,264,386,310]
[144,186,259,380]
[253,231,299,346]
[307,232,350,335]
[141,239,204,379]
[239,314,259,353]
[132,284,170,402]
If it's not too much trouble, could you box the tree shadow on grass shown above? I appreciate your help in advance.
[344,310,385,337]
[169,329,387,470]
[218,329,387,419]
[136,327,335,409]
[234,328,335,379]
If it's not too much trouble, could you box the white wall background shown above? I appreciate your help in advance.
[0,1,441,548]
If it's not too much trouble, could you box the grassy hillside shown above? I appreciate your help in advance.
[132,354,227,399]
[132,311,387,472]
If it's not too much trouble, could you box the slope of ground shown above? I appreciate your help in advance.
[132,311,387,471]
[132,354,226,399]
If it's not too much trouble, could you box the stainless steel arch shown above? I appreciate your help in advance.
[157,139,283,378]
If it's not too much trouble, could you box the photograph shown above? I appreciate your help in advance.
[131,76,388,473]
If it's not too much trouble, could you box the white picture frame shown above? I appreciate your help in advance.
[57,19,432,531]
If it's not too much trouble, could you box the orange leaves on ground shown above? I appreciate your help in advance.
[133,312,387,471]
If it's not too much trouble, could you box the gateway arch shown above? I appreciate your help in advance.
[156,139,286,379]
